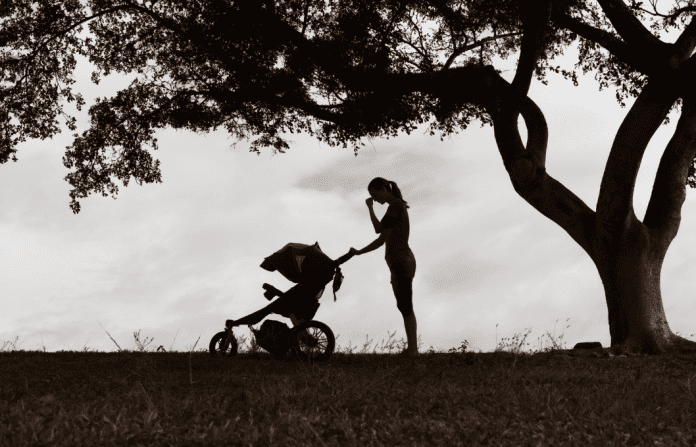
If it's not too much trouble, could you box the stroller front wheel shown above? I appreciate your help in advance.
[209,331,238,357]
[289,320,335,362]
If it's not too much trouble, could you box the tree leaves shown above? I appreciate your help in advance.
[0,0,84,163]
[5,0,696,210]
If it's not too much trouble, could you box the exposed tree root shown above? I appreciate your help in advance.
[608,334,696,356]
[670,335,696,353]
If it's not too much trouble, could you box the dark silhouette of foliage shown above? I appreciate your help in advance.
[6,1,694,212]
[0,0,86,164]
[62,0,572,212]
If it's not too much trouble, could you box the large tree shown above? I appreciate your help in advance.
[18,0,696,353]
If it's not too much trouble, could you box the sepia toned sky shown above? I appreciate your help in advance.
[2,43,695,354]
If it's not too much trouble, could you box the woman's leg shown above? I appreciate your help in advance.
[389,251,418,355]
[391,276,418,355]
[404,312,418,355]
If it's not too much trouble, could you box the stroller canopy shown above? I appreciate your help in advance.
[260,242,336,286]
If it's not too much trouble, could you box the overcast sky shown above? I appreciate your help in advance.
[2,41,695,354]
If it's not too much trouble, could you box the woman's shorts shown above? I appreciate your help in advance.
[386,250,416,284]
[386,250,416,316]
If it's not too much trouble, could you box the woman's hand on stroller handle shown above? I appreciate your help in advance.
[336,249,357,265]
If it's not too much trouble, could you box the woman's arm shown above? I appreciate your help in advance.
[354,228,391,255]
[356,234,384,255]
[368,206,382,233]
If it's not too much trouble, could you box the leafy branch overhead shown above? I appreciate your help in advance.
[2,0,695,213]
[0,0,86,164]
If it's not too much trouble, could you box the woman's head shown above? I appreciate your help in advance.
[367,177,409,208]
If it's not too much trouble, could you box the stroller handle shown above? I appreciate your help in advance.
[335,250,356,266]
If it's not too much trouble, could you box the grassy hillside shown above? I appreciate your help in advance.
[1,327,695,446]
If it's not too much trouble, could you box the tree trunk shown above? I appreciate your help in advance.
[484,69,696,355]
[594,213,676,354]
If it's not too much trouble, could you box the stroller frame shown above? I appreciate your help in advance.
[209,249,354,361]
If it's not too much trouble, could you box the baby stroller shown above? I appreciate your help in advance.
[209,242,354,362]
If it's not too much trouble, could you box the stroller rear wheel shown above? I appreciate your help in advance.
[289,320,335,362]
[209,331,238,357]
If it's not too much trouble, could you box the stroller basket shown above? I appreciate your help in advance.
[254,320,292,356]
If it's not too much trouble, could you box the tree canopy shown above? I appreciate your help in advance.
[2,0,695,213]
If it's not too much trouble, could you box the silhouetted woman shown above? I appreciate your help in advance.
[350,177,418,356]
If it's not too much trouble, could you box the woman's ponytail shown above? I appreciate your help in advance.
[388,181,409,209]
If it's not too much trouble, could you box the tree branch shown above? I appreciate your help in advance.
[488,72,597,259]
[596,81,678,241]
[276,96,351,124]
[676,54,696,95]
[655,53,696,102]
[121,1,242,73]
[636,4,696,23]
[37,5,130,53]
[195,87,351,125]
[669,16,696,67]
[596,0,667,51]
[493,0,551,169]
[643,99,696,247]
[394,36,431,71]
[488,73,549,169]
[512,0,552,95]
[4,5,132,91]
[407,12,433,70]
[550,9,665,76]
[2,4,129,67]
[392,53,426,71]
[301,0,311,36]
[471,0,597,259]
[442,32,522,70]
